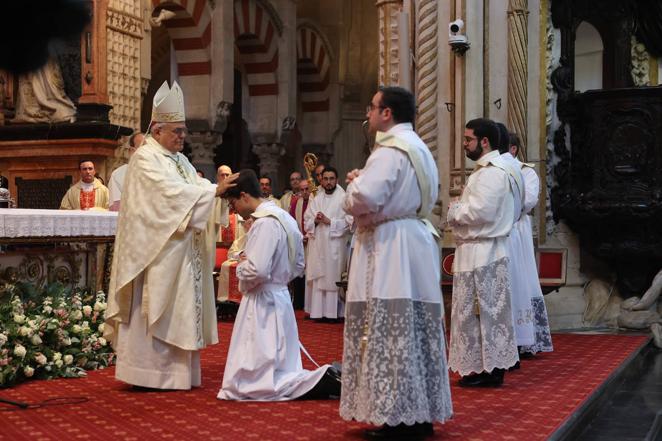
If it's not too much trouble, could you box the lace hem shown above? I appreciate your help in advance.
[520,297,554,354]
[340,299,453,426]
[448,257,519,376]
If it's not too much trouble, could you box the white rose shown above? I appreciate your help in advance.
[0,333,7,347]
[62,337,72,346]
[43,305,53,314]
[30,334,42,345]
[82,305,92,317]
[34,353,47,365]
[93,302,106,312]
[98,337,107,346]
[81,321,90,330]
[72,325,82,334]
[98,323,105,333]
[63,354,74,365]
[13,314,25,324]
[70,310,83,321]
[23,366,34,377]
[14,344,26,358]
[19,326,32,337]
[52,352,62,362]
[54,360,63,368]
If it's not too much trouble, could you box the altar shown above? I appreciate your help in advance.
[0,208,117,291]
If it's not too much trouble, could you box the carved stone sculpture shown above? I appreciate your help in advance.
[12,58,76,123]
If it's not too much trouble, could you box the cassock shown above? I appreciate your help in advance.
[218,200,329,401]
[280,190,294,212]
[501,152,535,347]
[515,162,554,354]
[340,123,453,426]
[60,178,109,210]
[104,135,222,390]
[447,149,519,376]
[108,164,127,209]
[304,186,351,319]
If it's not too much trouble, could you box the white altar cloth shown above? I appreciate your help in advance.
[0,209,118,238]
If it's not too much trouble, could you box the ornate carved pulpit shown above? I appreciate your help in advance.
[550,0,662,295]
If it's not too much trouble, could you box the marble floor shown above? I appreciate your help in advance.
[576,344,662,441]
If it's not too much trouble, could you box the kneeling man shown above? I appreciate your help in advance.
[218,169,340,401]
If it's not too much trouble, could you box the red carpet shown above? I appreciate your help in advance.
[0,312,648,441]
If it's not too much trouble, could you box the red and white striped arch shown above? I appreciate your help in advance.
[233,0,281,96]
[152,0,212,76]
[296,25,331,112]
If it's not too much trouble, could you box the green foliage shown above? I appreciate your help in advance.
[0,282,114,388]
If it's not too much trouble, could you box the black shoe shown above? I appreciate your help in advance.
[459,369,504,387]
[364,423,431,440]
[296,366,341,400]
[508,361,521,371]
[519,351,535,359]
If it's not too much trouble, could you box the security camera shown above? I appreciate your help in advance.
[448,19,470,55]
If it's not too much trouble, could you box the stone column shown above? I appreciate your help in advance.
[507,0,528,160]
[376,0,403,86]
[415,0,439,155]
[187,130,218,180]
[252,142,284,189]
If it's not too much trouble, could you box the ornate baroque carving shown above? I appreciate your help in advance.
[252,143,284,178]
[631,35,651,86]
[415,0,438,153]
[376,0,403,86]
[106,3,142,130]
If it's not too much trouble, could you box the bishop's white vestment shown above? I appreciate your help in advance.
[501,152,535,347]
[104,136,222,390]
[340,123,453,426]
[447,149,519,376]
[218,200,329,401]
[304,186,351,319]
[514,163,554,354]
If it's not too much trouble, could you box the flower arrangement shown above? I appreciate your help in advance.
[0,282,114,387]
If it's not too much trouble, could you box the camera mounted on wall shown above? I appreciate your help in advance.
[448,19,470,55]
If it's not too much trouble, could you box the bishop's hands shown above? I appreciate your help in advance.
[346,169,361,184]
[216,172,239,197]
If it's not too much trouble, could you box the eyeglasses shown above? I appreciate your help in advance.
[366,103,385,113]
[168,127,188,136]
[464,136,478,143]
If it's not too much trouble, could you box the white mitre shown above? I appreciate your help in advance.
[151,81,185,123]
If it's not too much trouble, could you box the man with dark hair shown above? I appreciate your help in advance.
[341,87,453,439]
[60,159,109,210]
[447,118,520,387]
[508,132,554,357]
[495,122,534,355]
[218,169,340,401]
[464,118,499,161]
[304,166,351,321]
[259,174,279,203]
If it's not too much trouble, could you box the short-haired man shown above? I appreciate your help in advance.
[280,171,302,211]
[60,159,110,210]
[495,122,534,358]
[507,132,554,357]
[217,165,232,183]
[341,86,453,438]
[290,178,311,310]
[314,164,325,186]
[304,166,351,321]
[108,132,144,211]
[217,169,340,401]
[259,175,279,204]
[447,117,520,387]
